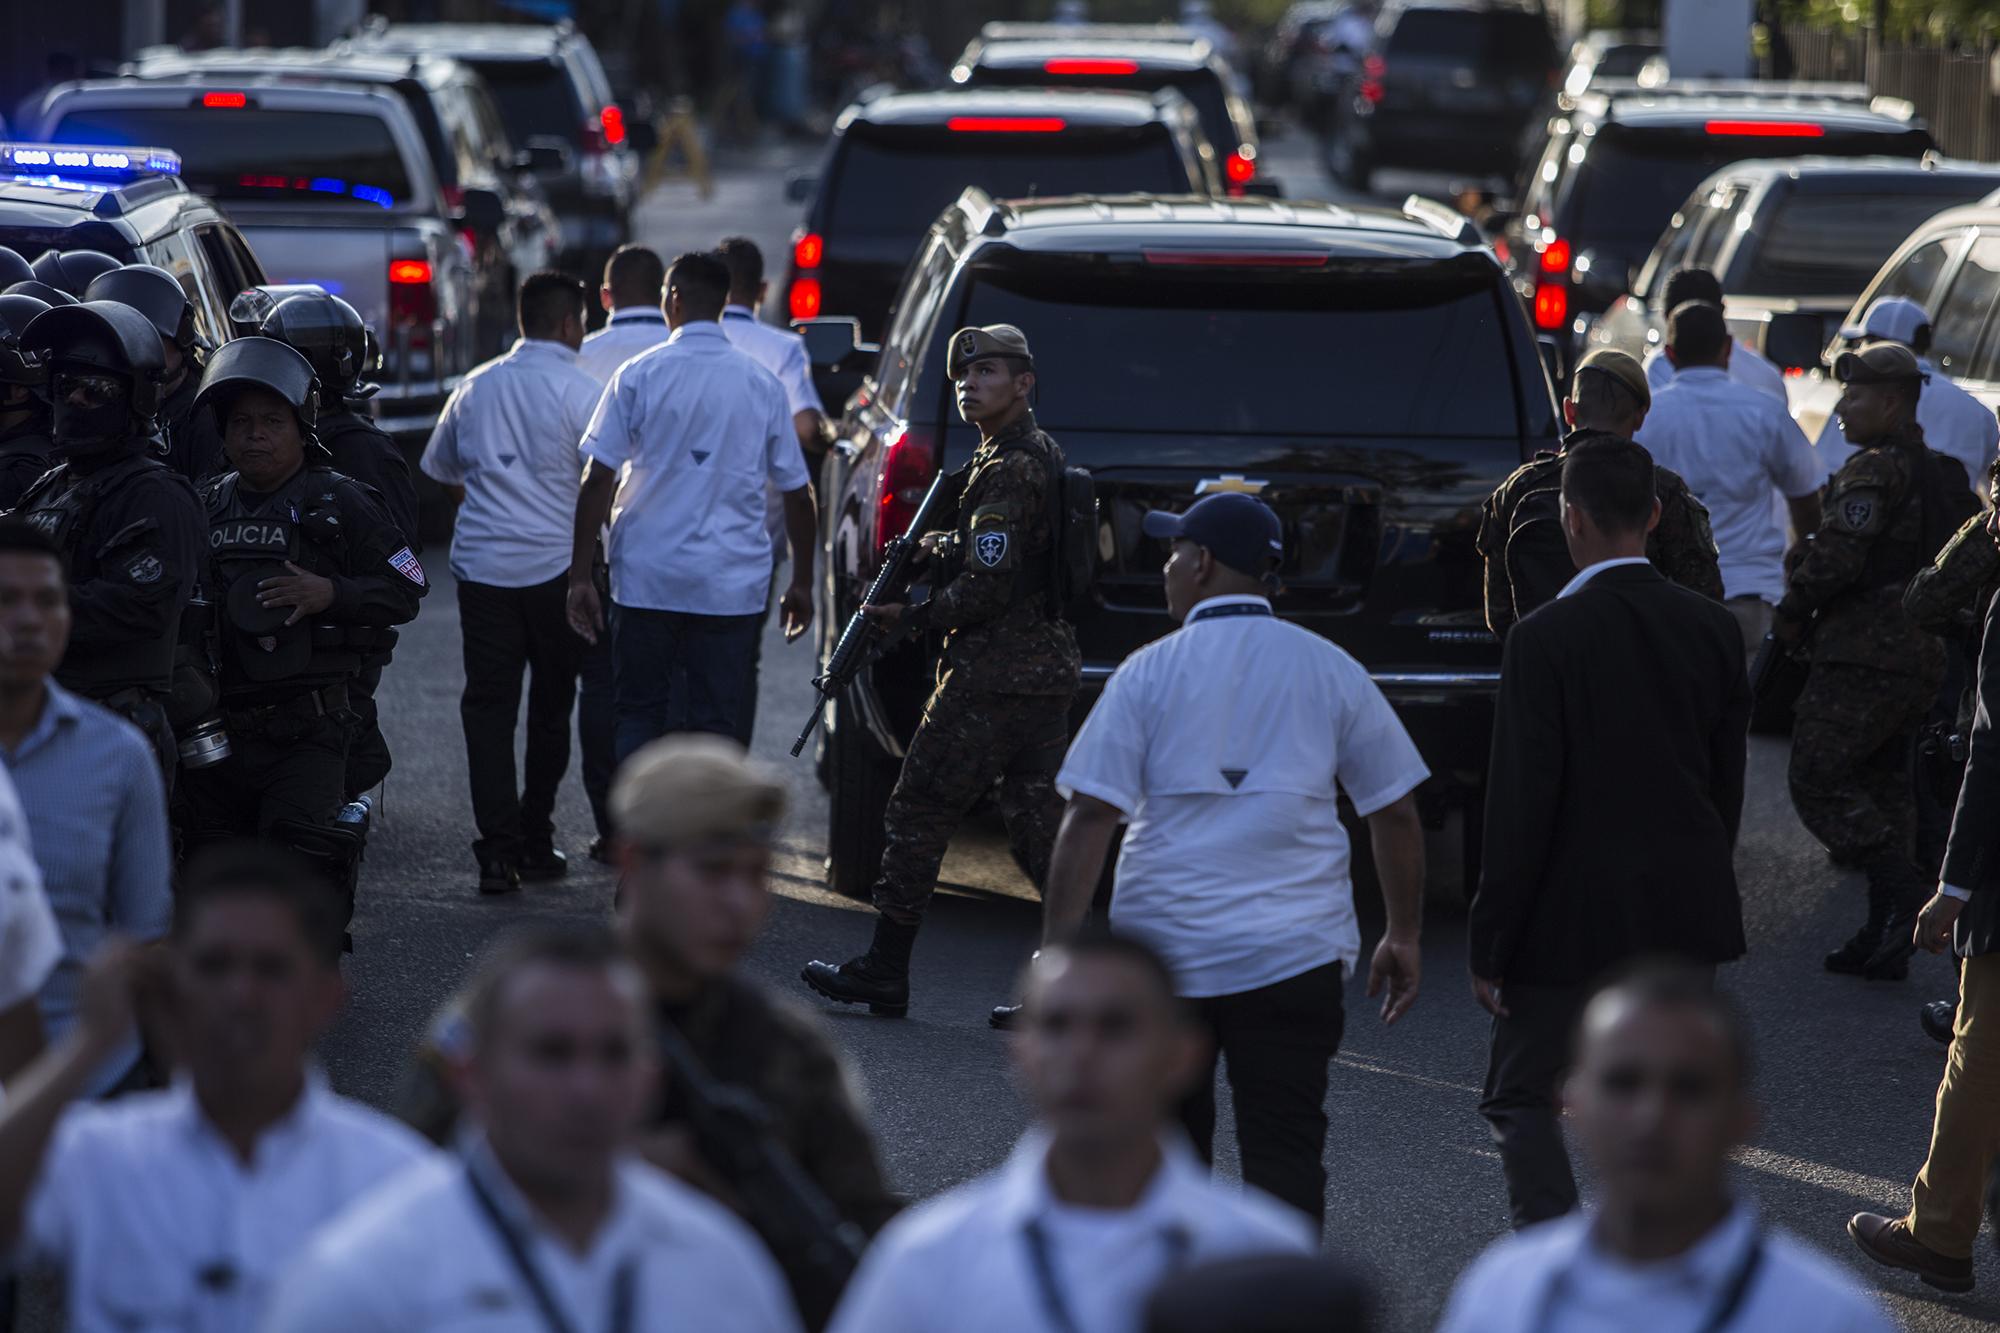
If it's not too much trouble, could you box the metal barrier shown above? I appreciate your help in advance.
[1771,24,2000,161]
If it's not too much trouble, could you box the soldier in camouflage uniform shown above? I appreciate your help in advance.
[1478,349,1721,637]
[1776,342,1977,981]
[801,324,1080,1019]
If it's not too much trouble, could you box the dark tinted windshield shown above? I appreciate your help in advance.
[1592,43,1659,78]
[960,256,1520,436]
[1739,187,1995,296]
[464,57,583,144]
[48,106,417,208]
[825,128,1192,237]
[970,64,1237,153]
[1387,10,1555,68]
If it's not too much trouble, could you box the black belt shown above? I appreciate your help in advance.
[224,680,348,724]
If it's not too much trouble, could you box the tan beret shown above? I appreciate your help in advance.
[611,734,787,848]
[1575,348,1650,410]
[947,323,1033,378]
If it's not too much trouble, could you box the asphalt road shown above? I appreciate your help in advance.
[317,125,2000,1332]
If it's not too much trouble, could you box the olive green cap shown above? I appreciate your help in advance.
[947,323,1033,379]
[1834,340,1929,386]
[611,735,786,849]
[1575,348,1650,410]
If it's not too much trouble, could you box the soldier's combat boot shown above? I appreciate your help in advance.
[1825,871,1892,976]
[801,915,918,1017]
[1863,848,1925,980]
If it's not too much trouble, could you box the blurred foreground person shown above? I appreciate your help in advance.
[268,926,802,1332]
[1440,964,1894,1332]
[827,935,1313,1333]
[0,842,430,1330]
[1142,1254,1374,1333]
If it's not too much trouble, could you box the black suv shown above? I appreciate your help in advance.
[1501,82,1934,364]
[782,88,1220,342]
[0,143,265,347]
[1325,0,1558,192]
[802,190,1557,897]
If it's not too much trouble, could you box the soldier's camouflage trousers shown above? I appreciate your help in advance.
[872,675,1074,926]
[1789,661,1938,863]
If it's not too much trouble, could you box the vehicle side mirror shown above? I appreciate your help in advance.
[455,186,506,235]
[1243,176,1283,198]
[520,137,571,175]
[795,316,878,368]
[785,172,817,205]
[1764,310,1829,373]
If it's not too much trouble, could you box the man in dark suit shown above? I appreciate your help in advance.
[1848,588,2000,1295]
[1470,437,1752,1229]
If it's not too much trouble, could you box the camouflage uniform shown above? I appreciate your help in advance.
[1477,429,1724,637]
[874,409,1081,924]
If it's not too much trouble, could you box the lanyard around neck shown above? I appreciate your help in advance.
[465,1161,636,1333]
[1188,601,1272,623]
[1022,1216,1191,1333]
[1533,1229,1765,1333]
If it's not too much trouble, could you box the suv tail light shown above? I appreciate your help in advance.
[389,258,436,352]
[201,91,248,108]
[1044,58,1138,75]
[1360,55,1386,104]
[1225,149,1256,188]
[1533,235,1571,330]
[875,426,936,557]
[948,116,1066,132]
[789,229,824,320]
[1705,119,1822,138]
[598,105,626,146]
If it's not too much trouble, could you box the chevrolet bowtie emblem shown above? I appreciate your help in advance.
[1195,475,1269,496]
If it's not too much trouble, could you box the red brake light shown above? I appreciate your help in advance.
[1044,58,1139,75]
[793,231,824,269]
[1225,151,1256,185]
[947,116,1066,133]
[1704,119,1823,138]
[389,260,438,353]
[202,91,247,108]
[389,259,433,285]
[1360,55,1386,104]
[1539,238,1571,274]
[876,427,938,557]
[789,277,822,321]
[599,105,626,146]
[1534,282,1568,331]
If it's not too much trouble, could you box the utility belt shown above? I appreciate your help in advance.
[220,681,350,739]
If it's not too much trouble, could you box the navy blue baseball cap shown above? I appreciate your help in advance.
[1142,493,1284,578]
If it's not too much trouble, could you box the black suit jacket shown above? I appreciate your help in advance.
[1941,589,2000,957]
[1471,562,1751,986]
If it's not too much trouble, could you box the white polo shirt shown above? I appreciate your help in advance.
[1056,595,1430,998]
[266,1146,802,1333]
[1643,339,1788,403]
[1438,1203,1894,1333]
[577,306,673,385]
[1636,366,1824,604]
[1814,353,1998,489]
[827,1128,1313,1333]
[419,339,606,588]
[14,1073,431,1333]
[578,321,810,616]
[721,303,820,560]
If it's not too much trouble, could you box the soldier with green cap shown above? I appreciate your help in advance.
[800,323,1080,1019]
[1778,340,1977,982]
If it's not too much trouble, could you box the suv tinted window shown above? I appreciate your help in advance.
[49,107,417,209]
[1387,10,1553,68]
[1743,191,1988,298]
[958,254,1519,437]
[1683,185,1745,273]
[466,58,583,144]
[974,64,1235,153]
[1931,233,2000,377]
[1873,234,1958,309]
[825,128,1192,238]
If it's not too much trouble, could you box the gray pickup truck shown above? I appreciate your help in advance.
[29,77,479,450]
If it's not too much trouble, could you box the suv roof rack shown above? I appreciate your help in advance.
[1401,194,1482,246]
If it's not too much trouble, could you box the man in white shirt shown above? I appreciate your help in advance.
[1439,965,1894,1333]
[1637,300,1824,658]
[568,251,815,760]
[267,925,802,1333]
[828,935,1314,1333]
[0,842,431,1332]
[422,272,607,896]
[1816,295,2000,490]
[1041,493,1427,1229]
[0,760,56,1087]
[1640,267,1788,403]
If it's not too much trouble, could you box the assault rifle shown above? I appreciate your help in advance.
[790,465,964,757]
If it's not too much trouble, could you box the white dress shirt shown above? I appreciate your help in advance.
[1556,556,1653,600]
[1056,595,1430,998]
[827,1128,1313,1333]
[579,321,810,616]
[1636,366,1823,604]
[0,761,54,1018]
[1814,353,1999,489]
[1437,1202,1895,1333]
[265,1146,802,1333]
[577,306,673,386]
[16,1073,431,1333]
[721,303,820,560]
[1644,339,1788,403]
[420,339,606,588]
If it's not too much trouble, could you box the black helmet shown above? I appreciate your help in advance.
[0,247,34,290]
[22,301,169,452]
[6,281,77,308]
[29,249,123,298]
[83,263,199,353]
[0,295,52,387]
[194,336,321,443]
[257,291,377,403]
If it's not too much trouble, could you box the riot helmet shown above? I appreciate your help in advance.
[0,295,52,389]
[257,291,378,405]
[6,281,76,308]
[0,247,34,290]
[29,249,123,298]
[21,300,169,454]
[83,263,201,359]
[195,336,321,444]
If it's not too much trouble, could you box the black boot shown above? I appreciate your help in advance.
[1825,868,1891,975]
[801,915,918,1017]
[1862,849,1925,980]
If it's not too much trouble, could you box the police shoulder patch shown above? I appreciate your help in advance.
[387,546,426,587]
[974,530,1009,569]
[124,553,163,585]
[1833,488,1884,535]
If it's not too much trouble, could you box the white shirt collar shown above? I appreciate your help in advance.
[509,337,579,364]
[462,1134,648,1261]
[172,1067,329,1167]
[990,1127,1208,1233]
[1183,593,1273,620]
[665,321,726,345]
[1556,556,1651,599]
[1557,1201,1761,1301]
[721,303,757,320]
[607,306,664,324]
[1676,365,1730,382]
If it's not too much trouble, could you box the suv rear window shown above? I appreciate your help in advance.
[974,63,1235,152]
[1387,10,1554,68]
[1740,188,1995,297]
[825,127,1192,238]
[959,254,1520,437]
[48,107,417,209]
[465,58,583,144]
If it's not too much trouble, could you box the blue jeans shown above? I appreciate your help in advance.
[611,603,762,764]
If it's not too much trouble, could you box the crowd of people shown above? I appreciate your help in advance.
[0,232,1991,1332]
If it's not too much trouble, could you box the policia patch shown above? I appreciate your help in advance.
[968,503,1017,571]
[1833,490,1883,536]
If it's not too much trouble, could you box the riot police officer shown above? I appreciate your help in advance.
[181,336,425,923]
[12,300,204,773]
[0,246,34,291]
[84,263,219,483]
[29,248,120,299]
[0,293,54,507]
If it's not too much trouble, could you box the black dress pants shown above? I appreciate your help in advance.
[1179,960,1345,1229]
[458,574,585,863]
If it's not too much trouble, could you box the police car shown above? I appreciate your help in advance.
[0,142,264,345]
[804,190,1558,899]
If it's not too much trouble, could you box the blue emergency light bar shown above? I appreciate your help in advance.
[0,142,182,183]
